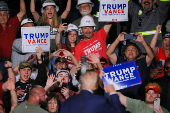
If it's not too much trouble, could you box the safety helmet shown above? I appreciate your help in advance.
[79,15,96,27]
[76,0,94,9]
[0,1,9,11]
[21,18,34,26]
[41,0,59,13]
[66,24,78,32]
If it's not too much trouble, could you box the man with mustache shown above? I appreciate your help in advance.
[118,83,168,113]
[128,0,170,53]
[139,57,170,112]
[74,15,112,66]
[72,0,105,39]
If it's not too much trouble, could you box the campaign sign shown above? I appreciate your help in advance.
[103,60,142,90]
[21,26,50,52]
[99,0,128,22]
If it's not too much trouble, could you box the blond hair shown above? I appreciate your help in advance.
[41,7,59,28]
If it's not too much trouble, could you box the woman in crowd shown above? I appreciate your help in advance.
[47,93,61,113]
[150,25,170,78]
[55,23,80,69]
[30,0,71,27]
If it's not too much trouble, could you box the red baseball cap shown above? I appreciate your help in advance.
[146,83,161,93]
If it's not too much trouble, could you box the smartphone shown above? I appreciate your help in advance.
[62,19,68,26]
[124,34,137,39]
[156,60,163,68]
[62,83,68,88]
[81,56,87,75]
[154,98,160,110]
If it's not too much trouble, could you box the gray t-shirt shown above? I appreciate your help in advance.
[126,97,169,113]
[13,101,48,113]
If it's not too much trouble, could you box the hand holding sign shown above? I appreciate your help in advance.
[21,26,50,52]
[104,84,116,94]
[103,61,141,90]
[99,69,105,79]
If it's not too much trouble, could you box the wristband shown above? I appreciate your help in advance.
[6,67,12,69]
[31,59,34,64]
[57,31,61,34]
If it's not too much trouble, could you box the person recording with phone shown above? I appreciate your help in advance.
[106,32,154,99]
[150,25,170,79]
[139,58,170,112]
[117,83,168,113]
[46,69,76,102]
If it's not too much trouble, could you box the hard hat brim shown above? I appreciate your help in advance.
[76,2,94,9]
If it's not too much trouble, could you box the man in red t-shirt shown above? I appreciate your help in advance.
[75,16,112,66]
[0,0,26,82]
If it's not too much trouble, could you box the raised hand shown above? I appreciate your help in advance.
[99,69,105,79]
[156,25,162,32]
[62,49,72,57]
[5,78,15,91]
[133,33,144,43]
[87,54,100,64]
[35,45,43,59]
[52,49,62,57]
[45,74,57,91]
[117,32,127,42]
[4,61,12,68]
[58,23,68,33]
[104,84,116,94]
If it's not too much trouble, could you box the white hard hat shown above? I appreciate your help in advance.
[21,18,33,26]
[79,15,96,27]
[139,0,156,3]
[41,0,59,13]
[76,0,94,9]
[66,24,78,32]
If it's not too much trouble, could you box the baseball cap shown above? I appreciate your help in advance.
[145,83,161,93]
[56,68,70,77]
[18,62,32,70]
[0,1,9,11]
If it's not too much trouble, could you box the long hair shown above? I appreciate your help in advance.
[41,6,59,28]
[65,31,80,52]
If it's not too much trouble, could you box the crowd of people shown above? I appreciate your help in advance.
[0,0,170,113]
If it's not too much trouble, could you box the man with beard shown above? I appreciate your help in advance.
[74,15,112,66]
[128,0,170,53]
[13,85,48,113]
[139,57,170,112]
[117,83,168,113]
[72,0,105,39]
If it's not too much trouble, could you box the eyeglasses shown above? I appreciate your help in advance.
[138,18,143,27]
[79,4,90,9]
[164,67,170,70]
